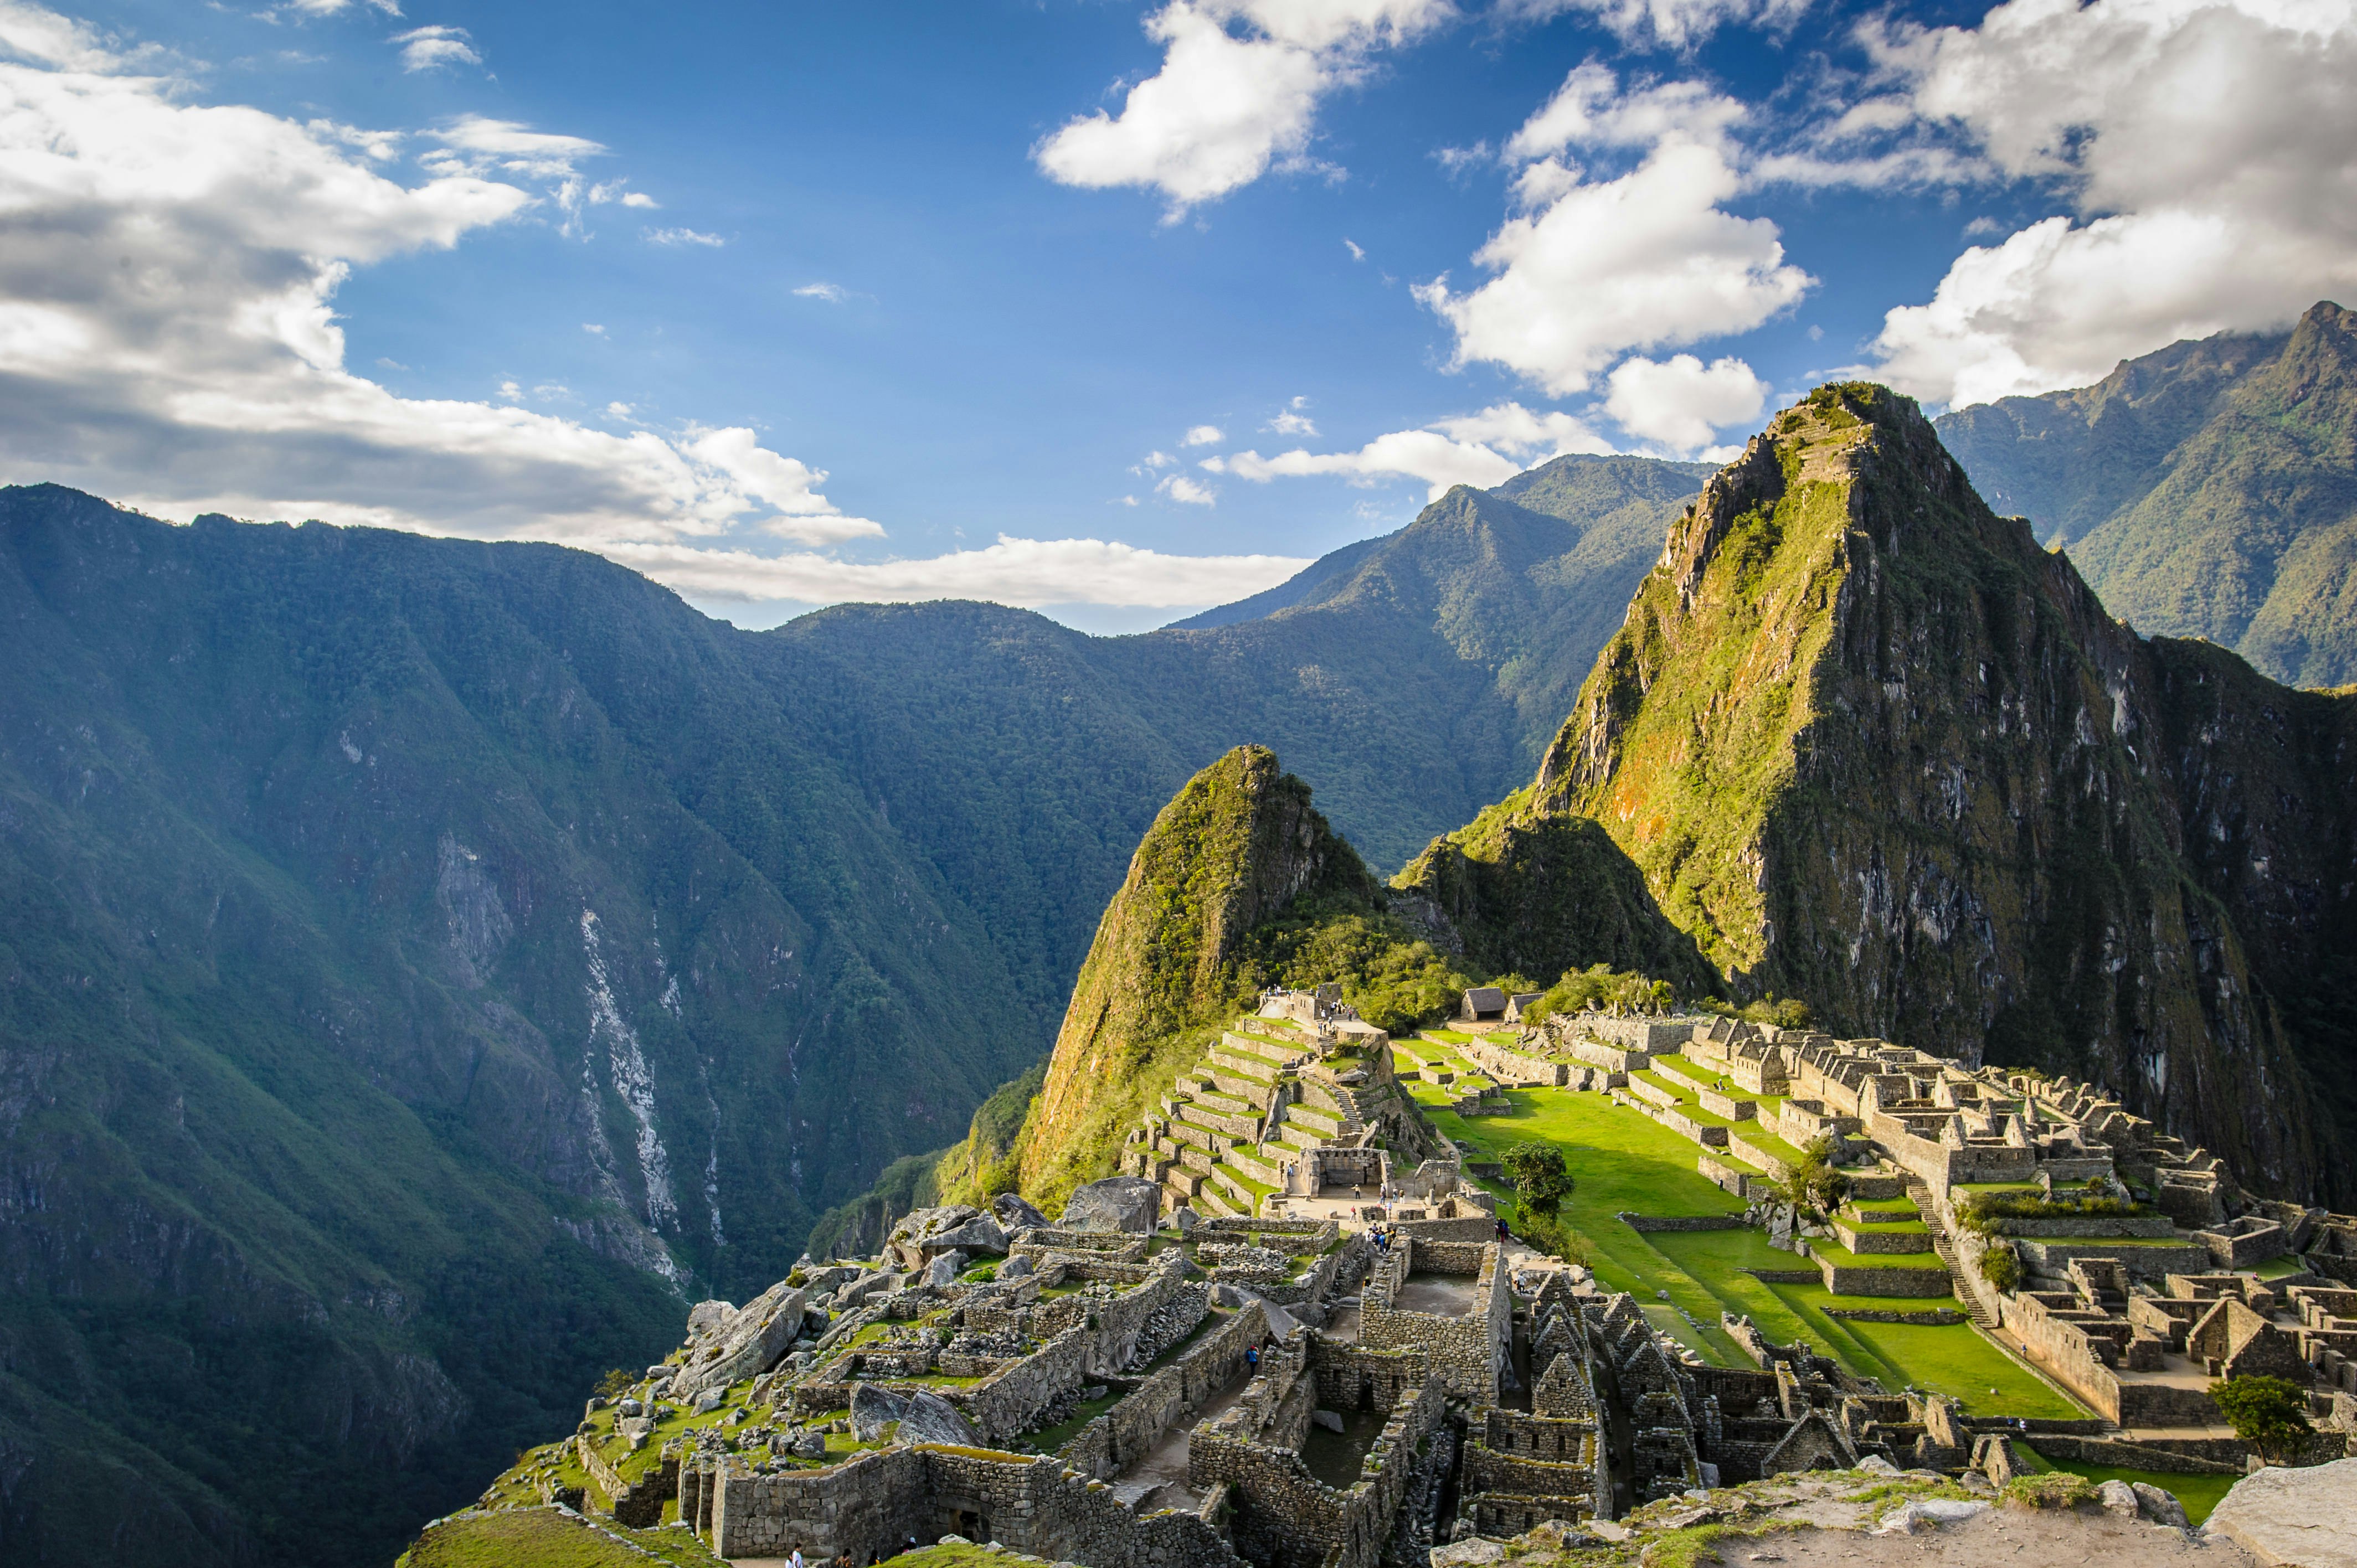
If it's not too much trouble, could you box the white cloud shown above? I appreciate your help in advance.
[393,24,479,73]
[1344,236,1366,260]
[1157,473,1218,505]
[1499,0,1808,49]
[1866,0,2357,406]
[1267,409,1318,436]
[1209,399,1613,500]
[793,281,848,302]
[599,535,1311,609]
[606,401,634,420]
[0,7,880,556]
[1602,353,1768,452]
[645,226,724,247]
[1033,0,1454,218]
[582,322,605,334]
[1418,65,1810,395]
[621,191,657,209]
[1181,423,1224,446]
[375,355,408,370]
[283,0,401,13]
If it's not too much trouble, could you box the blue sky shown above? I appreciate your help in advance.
[1,0,2350,630]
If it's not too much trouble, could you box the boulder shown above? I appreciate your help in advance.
[925,1250,967,1287]
[1062,1177,1161,1234]
[2131,1482,2189,1529]
[1429,1540,1506,1566]
[693,1386,727,1415]
[992,1193,1052,1232]
[850,1382,910,1443]
[616,1397,644,1418]
[2097,1479,2140,1519]
[2204,1456,2357,1567]
[894,1389,982,1448]
[1172,1206,1201,1236]
[886,1205,1008,1268]
[672,1278,810,1400]
[790,1431,827,1459]
[686,1299,735,1337]
[1210,1283,1246,1308]
[1000,1254,1035,1281]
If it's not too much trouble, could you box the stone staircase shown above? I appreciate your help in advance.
[1908,1178,2000,1332]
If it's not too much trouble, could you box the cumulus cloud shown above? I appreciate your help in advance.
[393,25,480,74]
[1603,353,1767,452]
[1181,423,1224,446]
[1033,0,1454,218]
[1499,0,1809,50]
[0,7,867,556]
[1418,65,1810,396]
[793,281,848,302]
[1866,0,2357,406]
[644,226,724,247]
[1207,400,1613,500]
[1158,473,1218,504]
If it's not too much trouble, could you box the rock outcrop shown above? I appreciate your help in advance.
[1059,1177,1161,1234]
[2203,1456,2357,1566]
[672,1277,809,1399]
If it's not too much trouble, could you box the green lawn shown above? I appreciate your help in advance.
[1411,1081,2087,1420]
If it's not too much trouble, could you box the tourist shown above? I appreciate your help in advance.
[789,1547,804,1568]
[1245,1343,1259,1374]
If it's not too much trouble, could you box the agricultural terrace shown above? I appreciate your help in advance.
[1399,1075,2086,1420]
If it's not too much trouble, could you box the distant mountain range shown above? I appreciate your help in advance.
[1941,299,2357,689]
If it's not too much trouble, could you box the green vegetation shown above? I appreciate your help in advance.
[1516,963,1677,1023]
[1957,1187,2137,1234]
[1979,1244,2024,1291]
[2210,1375,2315,1463]
[1501,1142,1573,1215]
[2018,1451,2237,1525]
[1774,1134,1849,1213]
[395,1508,727,1568]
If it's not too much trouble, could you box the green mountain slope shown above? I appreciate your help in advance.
[1398,384,2354,1203]
[1938,300,2357,688]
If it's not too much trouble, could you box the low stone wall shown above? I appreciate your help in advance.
[2017,1240,2212,1278]
[711,1445,1247,1566]
[577,1436,675,1528]
[1658,1107,1730,1147]
[1395,1216,1495,1245]
[1813,1256,1954,1297]
[1617,1213,1746,1233]
[1823,1307,1967,1325]
[1988,1215,2178,1239]
[1829,1220,1934,1255]
[1727,1132,1797,1175]
[1410,1238,1489,1274]
[2025,1435,2245,1474]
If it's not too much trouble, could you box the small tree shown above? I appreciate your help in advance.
[1778,1135,1848,1214]
[2210,1375,2313,1464]
[1978,1242,2021,1292]
[595,1368,634,1399]
[1502,1142,1574,1217]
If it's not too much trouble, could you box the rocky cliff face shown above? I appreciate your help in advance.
[1423,385,2348,1200]
[1013,746,1377,1208]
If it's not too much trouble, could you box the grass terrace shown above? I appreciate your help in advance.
[1412,1082,2087,1420]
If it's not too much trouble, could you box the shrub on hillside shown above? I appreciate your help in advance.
[1978,1243,2022,1292]
[1503,1142,1574,1216]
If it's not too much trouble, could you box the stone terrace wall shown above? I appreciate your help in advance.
[711,1446,1246,1567]
[1311,1340,1427,1414]
[1061,1301,1269,1481]
[1411,1239,1489,1274]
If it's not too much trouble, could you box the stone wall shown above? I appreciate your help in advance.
[1359,1241,1508,1402]
[2001,1291,2220,1426]
[1310,1340,1428,1415]
[1812,1257,1954,1297]
[577,1436,676,1528]
[1618,1214,1747,1233]
[1059,1301,1269,1481]
[1189,1375,1444,1568]
[710,1446,1246,1567]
